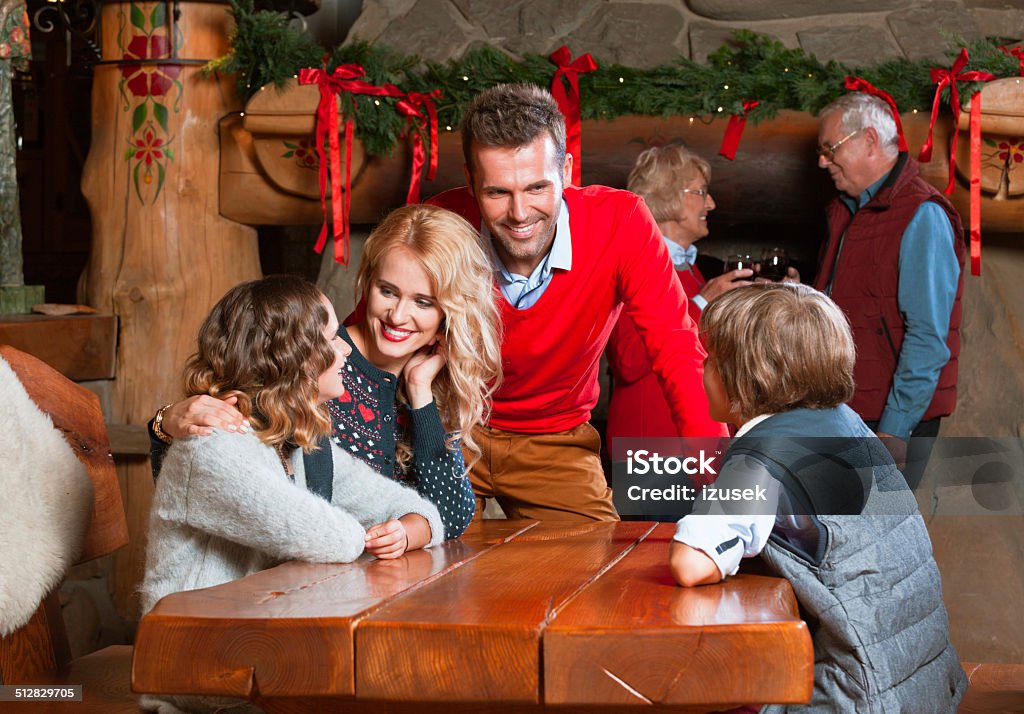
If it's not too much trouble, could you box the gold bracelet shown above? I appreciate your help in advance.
[153,403,175,445]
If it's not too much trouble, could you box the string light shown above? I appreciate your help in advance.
[717,106,724,112]
[723,84,729,89]
[784,67,789,72]
[374,99,380,105]
[445,125,452,131]
[462,75,469,81]
[619,77,624,83]
[689,116,694,123]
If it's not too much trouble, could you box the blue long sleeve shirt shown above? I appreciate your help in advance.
[840,173,960,440]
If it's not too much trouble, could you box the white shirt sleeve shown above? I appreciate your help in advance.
[672,454,780,578]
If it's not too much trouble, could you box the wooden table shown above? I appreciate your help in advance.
[132,521,813,713]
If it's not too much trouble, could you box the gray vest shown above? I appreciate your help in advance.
[736,406,966,713]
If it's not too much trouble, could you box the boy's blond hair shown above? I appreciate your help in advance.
[699,283,855,423]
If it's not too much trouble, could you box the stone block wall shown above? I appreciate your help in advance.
[345,0,1024,67]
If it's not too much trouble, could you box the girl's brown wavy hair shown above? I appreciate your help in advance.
[183,276,335,451]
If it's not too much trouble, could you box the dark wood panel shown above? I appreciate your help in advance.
[131,520,536,699]
[544,523,813,707]
[356,521,656,703]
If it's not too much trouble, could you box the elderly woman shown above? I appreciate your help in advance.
[606,145,751,443]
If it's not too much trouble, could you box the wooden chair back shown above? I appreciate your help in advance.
[0,345,129,683]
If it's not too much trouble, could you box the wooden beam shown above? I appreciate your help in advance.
[0,314,116,380]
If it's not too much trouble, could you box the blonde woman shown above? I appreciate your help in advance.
[151,205,502,539]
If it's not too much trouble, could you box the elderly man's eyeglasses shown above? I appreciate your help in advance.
[681,188,709,198]
[816,129,862,162]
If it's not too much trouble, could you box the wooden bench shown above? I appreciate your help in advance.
[0,345,136,712]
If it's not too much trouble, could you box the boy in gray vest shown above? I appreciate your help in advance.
[670,283,966,712]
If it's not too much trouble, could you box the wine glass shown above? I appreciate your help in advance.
[757,247,789,281]
[723,253,753,275]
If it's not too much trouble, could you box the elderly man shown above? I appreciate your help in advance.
[812,92,965,487]
[429,83,727,521]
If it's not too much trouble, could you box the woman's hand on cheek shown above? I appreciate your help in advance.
[365,519,410,559]
[403,336,448,409]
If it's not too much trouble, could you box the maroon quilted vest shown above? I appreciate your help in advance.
[813,154,965,423]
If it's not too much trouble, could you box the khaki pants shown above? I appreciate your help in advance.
[469,423,619,522]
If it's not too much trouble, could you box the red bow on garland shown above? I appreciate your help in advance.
[998,45,1024,76]
[843,76,907,152]
[719,100,760,160]
[299,64,441,264]
[915,49,997,275]
[549,46,597,186]
[918,48,997,195]
[396,89,442,204]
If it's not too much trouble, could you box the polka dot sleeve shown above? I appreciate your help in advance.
[405,401,475,539]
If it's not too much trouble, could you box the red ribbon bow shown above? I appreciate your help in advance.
[300,65,443,263]
[998,45,1024,76]
[918,48,997,195]
[719,100,760,160]
[396,89,442,204]
[299,64,362,265]
[549,46,597,186]
[843,76,907,152]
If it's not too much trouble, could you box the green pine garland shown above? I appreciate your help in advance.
[209,0,1024,158]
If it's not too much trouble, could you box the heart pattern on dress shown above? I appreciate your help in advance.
[357,404,375,423]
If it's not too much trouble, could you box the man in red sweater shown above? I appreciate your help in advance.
[429,84,727,522]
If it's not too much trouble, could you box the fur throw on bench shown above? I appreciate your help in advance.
[0,356,93,636]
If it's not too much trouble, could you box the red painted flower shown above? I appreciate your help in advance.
[998,139,1024,164]
[134,130,164,167]
[120,35,181,97]
[293,139,318,167]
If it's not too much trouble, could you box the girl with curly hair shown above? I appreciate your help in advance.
[139,276,444,713]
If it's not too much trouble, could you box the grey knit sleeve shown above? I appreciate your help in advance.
[329,442,444,548]
[162,431,367,563]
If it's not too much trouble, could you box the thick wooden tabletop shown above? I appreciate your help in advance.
[132,520,813,712]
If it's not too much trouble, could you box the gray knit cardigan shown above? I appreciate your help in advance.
[139,428,444,616]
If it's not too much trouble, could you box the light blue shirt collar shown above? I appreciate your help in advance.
[662,236,698,269]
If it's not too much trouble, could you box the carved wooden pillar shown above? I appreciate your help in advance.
[80,0,259,616]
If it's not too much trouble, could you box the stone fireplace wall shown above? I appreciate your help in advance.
[346,0,1024,67]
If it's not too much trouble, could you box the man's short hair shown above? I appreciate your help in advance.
[819,93,900,157]
[699,283,856,422]
[627,144,710,223]
[460,83,567,173]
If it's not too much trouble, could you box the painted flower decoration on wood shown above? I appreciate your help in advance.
[120,35,181,97]
[997,139,1023,165]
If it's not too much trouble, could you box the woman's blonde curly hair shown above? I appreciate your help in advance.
[357,204,502,471]
[183,276,335,451]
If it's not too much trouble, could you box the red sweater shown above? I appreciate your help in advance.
[607,264,713,441]
[430,186,725,437]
